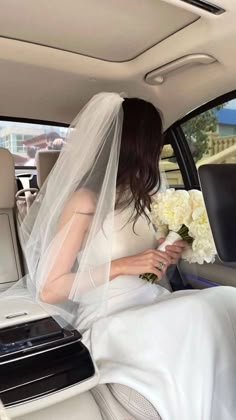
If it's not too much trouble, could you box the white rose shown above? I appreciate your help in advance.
[151,189,191,232]
[188,190,204,211]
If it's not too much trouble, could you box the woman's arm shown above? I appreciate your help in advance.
[40,192,185,304]
[39,189,96,304]
[109,239,186,281]
[110,248,171,281]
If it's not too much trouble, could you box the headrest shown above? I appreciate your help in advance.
[0,148,15,208]
[36,150,60,188]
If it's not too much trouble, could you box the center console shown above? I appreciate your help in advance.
[0,298,99,419]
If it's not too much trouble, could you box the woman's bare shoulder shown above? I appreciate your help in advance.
[67,188,97,214]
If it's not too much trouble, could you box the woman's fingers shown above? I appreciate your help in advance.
[154,250,171,265]
[165,248,181,259]
[115,247,175,279]
[165,241,186,263]
[166,241,186,253]
[174,240,187,247]
[139,251,167,279]
[151,268,163,279]
[143,249,171,265]
[166,247,182,256]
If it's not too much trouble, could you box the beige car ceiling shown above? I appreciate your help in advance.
[0,0,234,128]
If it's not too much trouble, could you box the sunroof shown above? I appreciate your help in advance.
[0,0,198,62]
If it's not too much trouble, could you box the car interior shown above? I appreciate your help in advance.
[0,0,236,419]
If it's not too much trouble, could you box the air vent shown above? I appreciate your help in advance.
[181,0,225,15]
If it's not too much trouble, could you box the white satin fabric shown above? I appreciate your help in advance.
[79,208,236,420]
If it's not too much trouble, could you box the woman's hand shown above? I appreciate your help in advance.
[158,238,186,265]
[110,249,172,281]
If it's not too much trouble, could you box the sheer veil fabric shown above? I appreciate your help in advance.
[3,93,125,328]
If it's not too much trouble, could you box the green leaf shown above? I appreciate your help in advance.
[139,273,157,283]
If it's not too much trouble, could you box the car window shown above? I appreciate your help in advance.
[0,121,68,167]
[181,98,236,167]
[160,144,184,188]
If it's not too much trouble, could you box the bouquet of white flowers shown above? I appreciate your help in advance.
[140,189,217,283]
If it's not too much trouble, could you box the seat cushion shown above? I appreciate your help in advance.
[109,384,161,420]
[11,391,103,420]
[91,384,161,420]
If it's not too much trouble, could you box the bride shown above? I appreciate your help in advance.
[19,93,236,420]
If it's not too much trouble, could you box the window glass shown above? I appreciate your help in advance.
[181,98,236,167]
[178,98,236,289]
[0,121,68,166]
[160,144,183,188]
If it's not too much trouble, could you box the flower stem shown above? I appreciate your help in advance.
[139,273,157,283]
[177,225,193,244]
[140,226,193,284]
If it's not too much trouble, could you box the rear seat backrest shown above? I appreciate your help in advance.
[16,150,60,253]
[0,148,22,290]
[36,150,60,188]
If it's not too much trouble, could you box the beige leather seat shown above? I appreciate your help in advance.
[92,384,161,420]
[0,148,22,292]
[13,392,104,420]
[15,150,60,227]
[10,386,161,420]
[36,150,60,188]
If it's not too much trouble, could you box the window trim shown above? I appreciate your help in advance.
[170,89,236,190]
[167,127,199,189]
[175,89,236,126]
[0,116,68,127]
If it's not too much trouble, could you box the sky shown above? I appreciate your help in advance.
[225,99,236,109]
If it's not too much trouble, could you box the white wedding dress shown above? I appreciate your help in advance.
[78,207,236,420]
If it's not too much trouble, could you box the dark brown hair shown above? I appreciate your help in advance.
[116,97,163,224]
